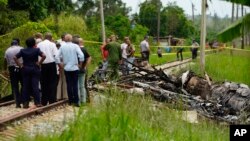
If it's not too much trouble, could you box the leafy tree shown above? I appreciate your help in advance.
[102,0,131,17]
[161,3,195,38]
[105,14,131,39]
[138,0,162,36]
[218,0,250,45]
[8,0,48,21]
[76,0,95,17]
[0,0,29,34]
[139,1,194,38]
[0,0,7,5]
[8,0,73,21]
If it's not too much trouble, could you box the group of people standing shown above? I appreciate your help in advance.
[99,35,151,80]
[4,33,91,108]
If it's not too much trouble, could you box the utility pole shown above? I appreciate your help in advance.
[241,4,244,49]
[100,0,106,43]
[157,0,161,44]
[192,3,195,22]
[231,3,234,23]
[200,0,207,75]
[245,9,249,46]
[236,4,239,20]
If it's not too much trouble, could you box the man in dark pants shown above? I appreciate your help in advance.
[191,40,199,59]
[177,48,183,61]
[37,33,58,105]
[14,37,46,109]
[55,34,84,106]
[140,36,150,65]
[4,38,23,108]
[104,35,122,80]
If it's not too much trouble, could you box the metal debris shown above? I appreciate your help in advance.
[89,62,250,124]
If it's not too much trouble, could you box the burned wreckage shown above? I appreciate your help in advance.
[89,62,250,124]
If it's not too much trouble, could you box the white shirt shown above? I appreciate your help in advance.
[37,39,58,64]
[5,45,23,66]
[121,43,128,59]
[55,42,84,71]
[140,40,149,52]
[192,42,199,49]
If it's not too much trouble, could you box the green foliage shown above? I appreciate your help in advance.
[224,0,250,6]
[138,0,161,36]
[0,0,7,5]
[0,2,29,35]
[105,14,131,39]
[138,1,194,38]
[0,22,51,70]
[129,24,148,44]
[75,0,95,16]
[42,14,87,37]
[160,3,194,38]
[102,0,131,17]
[8,0,74,21]
[189,50,250,85]
[8,0,48,21]
[217,19,242,42]
[217,14,250,42]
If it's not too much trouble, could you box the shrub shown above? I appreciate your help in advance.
[42,14,87,38]
[0,22,51,70]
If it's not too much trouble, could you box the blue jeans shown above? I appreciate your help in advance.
[64,70,79,105]
[78,73,86,104]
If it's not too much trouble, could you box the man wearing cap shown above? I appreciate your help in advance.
[4,38,23,108]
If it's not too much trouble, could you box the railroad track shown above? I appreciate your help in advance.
[0,100,68,131]
[0,100,15,107]
[155,58,192,70]
[0,91,102,140]
[0,102,76,141]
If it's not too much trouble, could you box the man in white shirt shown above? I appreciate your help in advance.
[55,34,84,106]
[191,40,199,59]
[37,32,58,105]
[121,37,129,75]
[140,36,150,63]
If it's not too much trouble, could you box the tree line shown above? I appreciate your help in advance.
[0,0,231,43]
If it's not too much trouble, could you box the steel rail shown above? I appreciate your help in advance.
[0,99,68,131]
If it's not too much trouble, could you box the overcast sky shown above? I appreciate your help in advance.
[122,0,250,17]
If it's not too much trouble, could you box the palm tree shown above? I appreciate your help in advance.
[217,0,250,47]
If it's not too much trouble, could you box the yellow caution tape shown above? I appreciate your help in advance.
[84,40,103,44]
[224,47,250,52]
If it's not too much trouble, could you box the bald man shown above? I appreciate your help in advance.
[55,34,84,106]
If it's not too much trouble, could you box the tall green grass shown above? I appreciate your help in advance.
[16,89,229,141]
[189,50,250,85]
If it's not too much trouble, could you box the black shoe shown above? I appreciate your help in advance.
[16,104,21,108]
[72,103,80,107]
[23,102,29,109]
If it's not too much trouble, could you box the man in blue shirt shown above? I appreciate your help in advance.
[55,34,84,106]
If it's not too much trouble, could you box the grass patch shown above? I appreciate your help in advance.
[16,89,229,141]
[189,50,250,85]
[149,52,192,65]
